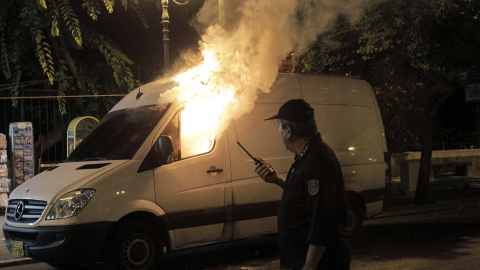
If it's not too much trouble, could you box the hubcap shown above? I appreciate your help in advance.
[345,210,355,231]
[122,234,152,268]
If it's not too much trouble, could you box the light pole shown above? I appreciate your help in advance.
[161,0,225,74]
[161,0,170,73]
[161,0,192,74]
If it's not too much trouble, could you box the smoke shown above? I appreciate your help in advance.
[158,0,368,153]
[194,0,367,88]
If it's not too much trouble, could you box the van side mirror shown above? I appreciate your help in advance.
[157,136,175,164]
[137,136,175,173]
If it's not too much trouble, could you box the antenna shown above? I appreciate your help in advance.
[136,65,143,99]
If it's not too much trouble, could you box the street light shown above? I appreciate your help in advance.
[161,0,192,74]
[161,0,170,73]
[161,0,227,74]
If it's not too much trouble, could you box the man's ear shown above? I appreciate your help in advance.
[284,125,292,139]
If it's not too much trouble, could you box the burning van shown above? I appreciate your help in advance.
[3,73,389,269]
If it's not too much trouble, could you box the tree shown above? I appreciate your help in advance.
[302,0,480,204]
[0,0,152,114]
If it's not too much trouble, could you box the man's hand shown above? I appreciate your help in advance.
[302,244,326,270]
[255,160,284,188]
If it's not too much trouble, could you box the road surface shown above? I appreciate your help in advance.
[3,197,480,269]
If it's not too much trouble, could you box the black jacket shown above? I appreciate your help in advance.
[277,133,347,246]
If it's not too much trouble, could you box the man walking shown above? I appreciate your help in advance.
[255,99,351,270]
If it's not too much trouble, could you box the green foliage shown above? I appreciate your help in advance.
[302,15,362,75]
[81,0,103,20]
[130,1,149,29]
[0,2,12,80]
[82,26,135,89]
[58,0,82,46]
[103,0,115,13]
[303,0,480,105]
[38,0,48,10]
[0,0,152,115]
[25,2,56,84]
[301,0,480,152]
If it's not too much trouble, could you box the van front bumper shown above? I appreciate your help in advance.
[2,221,114,264]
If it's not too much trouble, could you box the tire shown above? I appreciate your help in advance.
[105,220,163,270]
[341,197,364,237]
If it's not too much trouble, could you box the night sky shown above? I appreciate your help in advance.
[93,0,206,83]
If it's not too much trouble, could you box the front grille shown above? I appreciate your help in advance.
[7,199,48,223]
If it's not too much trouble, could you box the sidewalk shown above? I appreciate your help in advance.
[380,175,480,219]
[1,176,480,268]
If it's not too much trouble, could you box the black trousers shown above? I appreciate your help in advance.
[279,237,351,270]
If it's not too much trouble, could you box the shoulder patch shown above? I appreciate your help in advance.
[307,179,319,196]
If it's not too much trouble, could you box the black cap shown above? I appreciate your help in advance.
[265,99,314,123]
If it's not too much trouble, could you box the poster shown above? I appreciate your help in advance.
[9,122,34,188]
[0,133,9,209]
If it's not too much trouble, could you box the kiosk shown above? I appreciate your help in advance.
[67,116,99,157]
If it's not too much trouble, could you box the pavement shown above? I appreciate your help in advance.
[1,176,480,268]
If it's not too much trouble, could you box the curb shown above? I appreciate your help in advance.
[0,257,36,267]
[372,196,480,220]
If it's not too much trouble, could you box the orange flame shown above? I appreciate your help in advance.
[173,50,237,156]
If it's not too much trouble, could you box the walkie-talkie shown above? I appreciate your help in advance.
[237,142,274,175]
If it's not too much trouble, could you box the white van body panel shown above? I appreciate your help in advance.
[103,199,167,222]
[76,160,157,224]
[8,161,127,204]
[110,79,176,112]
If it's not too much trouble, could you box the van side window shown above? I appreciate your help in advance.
[162,112,181,161]
[161,110,215,161]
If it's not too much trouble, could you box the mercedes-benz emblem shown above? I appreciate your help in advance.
[14,201,25,221]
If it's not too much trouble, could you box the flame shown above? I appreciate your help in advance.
[172,50,237,157]
[174,50,219,87]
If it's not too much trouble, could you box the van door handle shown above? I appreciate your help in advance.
[206,168,223,173]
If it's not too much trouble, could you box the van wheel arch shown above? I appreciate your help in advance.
[341,192,366,237]
[102,212,171,268]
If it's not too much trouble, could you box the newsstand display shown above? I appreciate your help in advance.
[9,122,34,189]
[0,133,11,211]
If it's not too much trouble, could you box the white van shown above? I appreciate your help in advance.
[3,73,389,269]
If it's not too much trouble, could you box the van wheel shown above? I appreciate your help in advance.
[105,220,163,270]
[341,198,364,236]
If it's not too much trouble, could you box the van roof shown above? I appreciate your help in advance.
[110,73,374,112]
[261,73,374,105]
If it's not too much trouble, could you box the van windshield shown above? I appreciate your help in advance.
[67,104,170,162]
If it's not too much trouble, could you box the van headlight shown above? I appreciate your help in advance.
[46,189,96,220]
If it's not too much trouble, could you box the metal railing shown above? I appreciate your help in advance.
[1,90,125,176]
